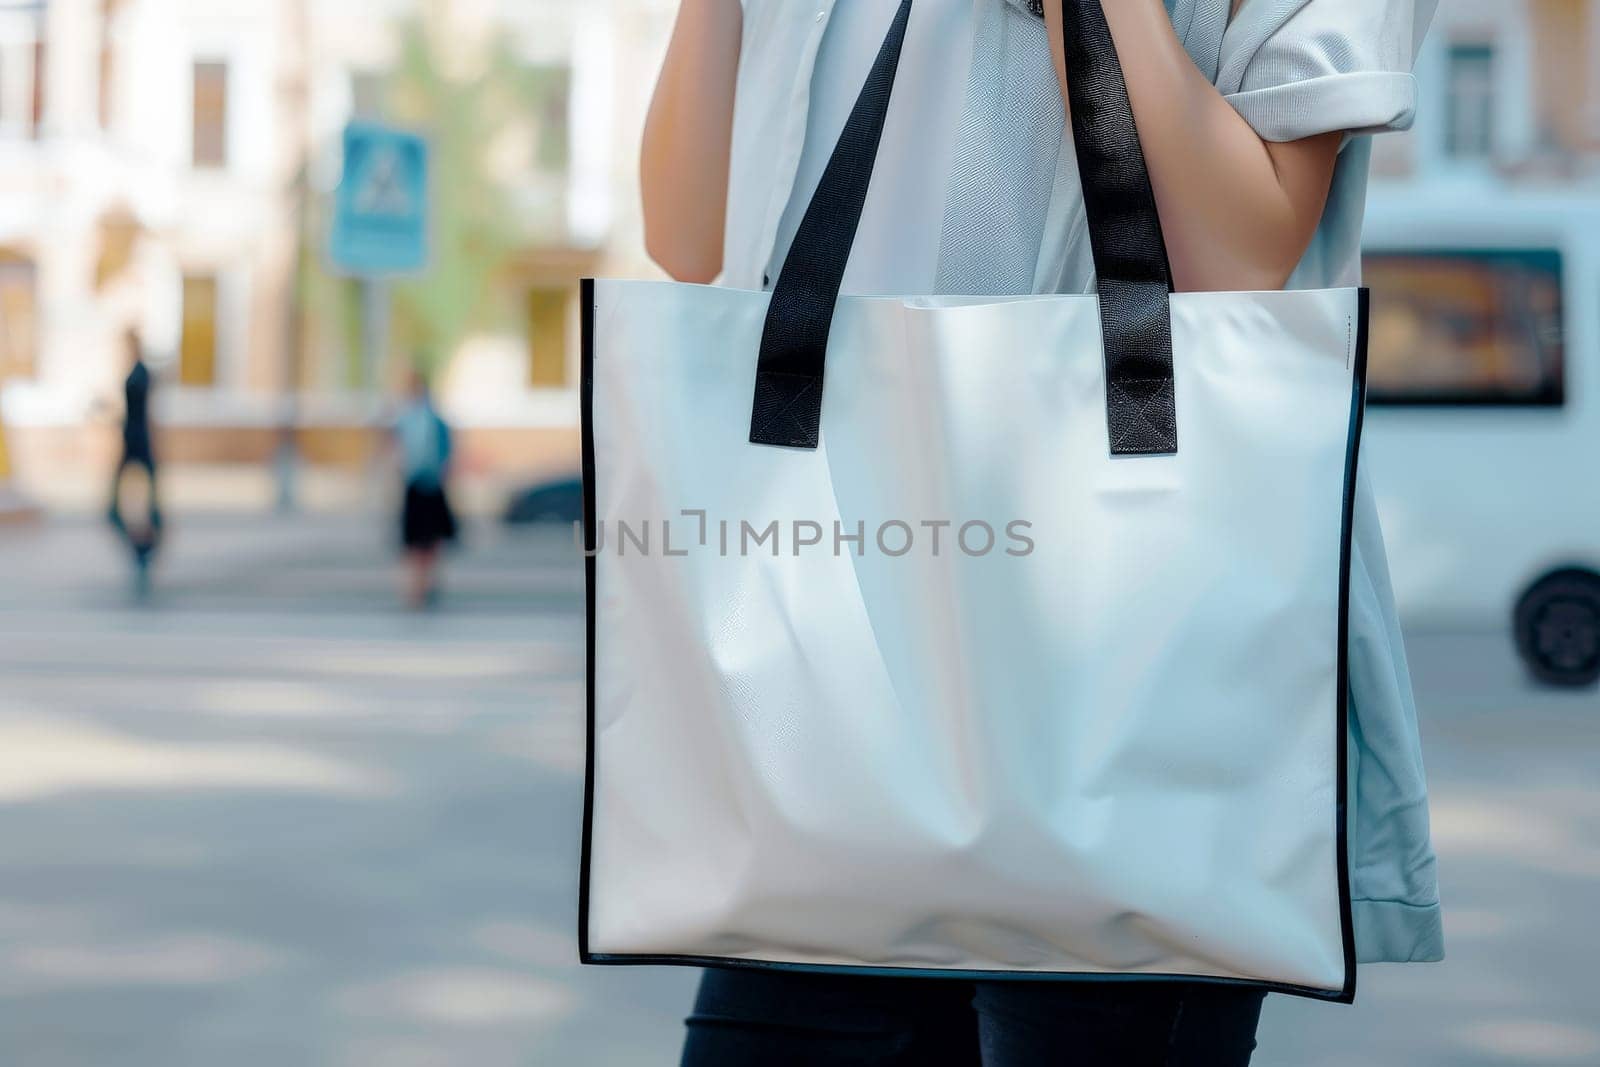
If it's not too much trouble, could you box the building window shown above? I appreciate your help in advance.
[528,66,571,170]
[1445,43,1495,160]
[351,70,385,120]
[1363,249,1564,406]
[99,0,127,130]
[179,273,219,386]
[192,60,228,168]
[527,288,568,387]
[29,33,43,138]
[0,252,36,380]
[0,9,45,139]
[0,47,14,136]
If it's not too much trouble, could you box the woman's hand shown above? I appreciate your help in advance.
[1046,0,1342,293]
[640,0,744,284]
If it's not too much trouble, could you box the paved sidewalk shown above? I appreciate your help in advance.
[0,516,1595,1065]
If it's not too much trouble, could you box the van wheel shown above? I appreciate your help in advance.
[1514,568,1600,687]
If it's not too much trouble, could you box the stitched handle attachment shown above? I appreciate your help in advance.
[748,1,914,448]
[1060,0,1177,454]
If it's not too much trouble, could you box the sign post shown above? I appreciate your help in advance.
[330,121,430,277]
[330,122,429,392]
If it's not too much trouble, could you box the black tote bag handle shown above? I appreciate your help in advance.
[748,0,1178,456]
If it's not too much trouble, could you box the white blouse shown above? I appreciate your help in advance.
[718,0,1443,966]
[725,0,1437,295]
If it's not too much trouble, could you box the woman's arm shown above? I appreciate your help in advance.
[1045,0,1341,293]
[640,0,743,283]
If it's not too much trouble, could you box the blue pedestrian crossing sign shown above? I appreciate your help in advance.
[330,122,429,275]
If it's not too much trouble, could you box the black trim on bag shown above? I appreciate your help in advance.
[578,281,1369,1006]
[577,277,598,964]
[1331,287,1373,1004]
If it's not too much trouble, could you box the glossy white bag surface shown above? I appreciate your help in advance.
[580,279,1368,1000]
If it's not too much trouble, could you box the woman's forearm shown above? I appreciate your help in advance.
[1047,0,1341,292]
[640,0,743,283]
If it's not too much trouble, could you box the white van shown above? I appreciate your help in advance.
[1360,190,1600,686]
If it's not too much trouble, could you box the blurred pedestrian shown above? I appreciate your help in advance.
[395,367,456,608]
[108,328,162,599]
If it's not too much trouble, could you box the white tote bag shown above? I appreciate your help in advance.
[581,0,1364,1001]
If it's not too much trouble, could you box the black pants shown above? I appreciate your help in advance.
[682,969,1265,1066]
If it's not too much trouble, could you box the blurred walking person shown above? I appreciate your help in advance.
[108,328,162,599]
[396,368,456,608]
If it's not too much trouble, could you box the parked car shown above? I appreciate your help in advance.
[1361,190,1600,687]
[504,475,583,525]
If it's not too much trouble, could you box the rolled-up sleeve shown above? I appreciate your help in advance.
[1214,0,1438,142]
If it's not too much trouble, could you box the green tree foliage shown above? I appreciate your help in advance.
[304,12,561,387]
[384,18,530,379]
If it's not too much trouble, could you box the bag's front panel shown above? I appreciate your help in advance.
[585,280,1360,996]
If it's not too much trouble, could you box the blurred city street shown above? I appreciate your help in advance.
[0,0,1595,1063]
[0,514,688,1066]
[0,515,1595,1067]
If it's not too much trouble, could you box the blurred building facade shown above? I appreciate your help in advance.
[1372,0,1600,182]
[1,0,1598,511]
[0,0,674,507]
[1364,0,1600,399]
[1359,0,1600,628]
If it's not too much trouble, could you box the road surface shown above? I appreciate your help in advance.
[0,516,1595,1065]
